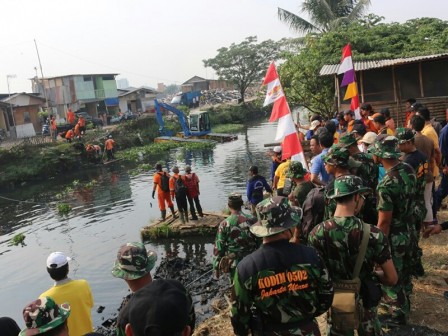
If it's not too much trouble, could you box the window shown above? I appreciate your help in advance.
[83,76,92,81]
[23,111,31,123]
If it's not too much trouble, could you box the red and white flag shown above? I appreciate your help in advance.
[263,62,307,169]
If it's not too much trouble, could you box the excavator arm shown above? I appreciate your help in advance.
[154,99,191,137]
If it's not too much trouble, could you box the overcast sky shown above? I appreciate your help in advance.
[0,0,447,93]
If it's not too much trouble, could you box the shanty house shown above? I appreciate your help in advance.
[181,76,233,93]
[118,86,158,113]
[320,53,448,124]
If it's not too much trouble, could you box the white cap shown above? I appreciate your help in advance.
[273,145,282,153]
[361,132,377,145]
[309,120,320,131]
[46,252,71,269]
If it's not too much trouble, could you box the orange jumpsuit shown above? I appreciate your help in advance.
[67,109,75,124]
[153,172,173,211]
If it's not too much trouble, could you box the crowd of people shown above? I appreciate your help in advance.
[4,100,448,336]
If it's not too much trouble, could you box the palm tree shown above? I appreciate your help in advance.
[278,0,371,34]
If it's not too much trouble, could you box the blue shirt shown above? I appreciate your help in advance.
[439,124,448,161]
[310,148,330,183]
[247,175,272,205]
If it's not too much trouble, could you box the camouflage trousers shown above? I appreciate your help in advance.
[251,319,321,336]
[379,232,411,322]
[330,306,383,336]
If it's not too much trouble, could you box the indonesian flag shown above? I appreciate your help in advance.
[338,44,361,119]
[263,62,307,169]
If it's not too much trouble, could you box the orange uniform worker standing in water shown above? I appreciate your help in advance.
[67,108,75,125]
[104,135,116,161]
[152,163,176,221]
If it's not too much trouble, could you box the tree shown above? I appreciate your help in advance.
[278,0,371,34]
[164,84,180,95]
[203,36,283,103]
[279,17,448,116]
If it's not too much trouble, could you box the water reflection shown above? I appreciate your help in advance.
[0,121,277,325]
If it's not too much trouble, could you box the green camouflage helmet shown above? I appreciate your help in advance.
[370,134,401,159]
[326,175,372,199]
[286,161,306,178]
[339,133,358,147]
[111,242,158,280]
[250,196,302,237]
[323,144,361,168]
[395,127,416,144]
[20,297,70,336]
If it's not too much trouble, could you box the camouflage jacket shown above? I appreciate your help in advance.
[323,180,336,221]
[290,180,315,208]
[376,162,417,234]
[212,212,259,273]
[353,152,379,191]
[308,216,392,282]
[231,240,333,336]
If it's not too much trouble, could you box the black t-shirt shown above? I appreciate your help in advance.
[403,150,428,182]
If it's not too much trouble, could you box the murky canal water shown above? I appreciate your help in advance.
[0,121,276,327]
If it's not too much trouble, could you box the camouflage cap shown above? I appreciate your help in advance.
[323,144,361,168]
[395,127,416,144]
[111,242,157,280]
[19,297,70,336]
[250,196,302,237]
[338,133,358,147]
[326,175,372,199]
[286,161,306,178]
[370,134,401,159]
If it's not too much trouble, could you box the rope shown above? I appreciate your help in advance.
[185,268,213,288]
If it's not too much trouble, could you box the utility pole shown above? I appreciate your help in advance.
[6,74,17,127]
[34,39,49,111]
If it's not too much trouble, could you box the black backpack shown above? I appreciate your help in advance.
[159,172,170,192]
[300,186,325,243]
[174,176,187,197]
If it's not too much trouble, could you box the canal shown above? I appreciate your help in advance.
[0,121,276,327]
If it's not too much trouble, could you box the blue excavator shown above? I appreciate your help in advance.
[154,99,237,143]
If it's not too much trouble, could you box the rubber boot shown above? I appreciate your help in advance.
[191,209,198,220]
[179,211,186,224]
[160,210,166,221]
[169,206,177,219]
[183,210,189,223]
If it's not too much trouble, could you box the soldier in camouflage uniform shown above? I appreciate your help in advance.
[19,296,71,336]
[213,193,259,280]
[287,161,315,207]
[370,135,416,327]
[308,175,397,336]
[322,144,361,220]
[339,133,379,225]
[231,196,334,336]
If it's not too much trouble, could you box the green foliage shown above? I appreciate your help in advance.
[211,123,245,134]
[203,37,283,102]
[278,0,371,34]
[207,100,268,125]
[57,203,72,216]
[164,84,180,95]
[9,233,26,246]
[280,17,448,116]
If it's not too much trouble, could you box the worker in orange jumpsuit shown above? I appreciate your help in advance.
[67,108,75,125]
[65,129,75,142]
[78,115,86,134]
[152,162,176,221]
[74,123,81,139]
[104,135,116,161]
[50,116,57,140]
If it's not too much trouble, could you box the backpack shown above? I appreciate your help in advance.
[184,173,199,195]
[300,186,325,243]
[159,172,170,192]
[174,176,187,197]
[282,178,294,196]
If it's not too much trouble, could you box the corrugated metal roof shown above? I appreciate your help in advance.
[320,53,448,76]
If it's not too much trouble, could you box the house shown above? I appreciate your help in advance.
[117,86,158,113]
[320,53,448,125]
[181,76,233,93]
[0,93,46,136]
[31,73,119,120]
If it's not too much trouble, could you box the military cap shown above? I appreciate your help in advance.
[339,133,358,147]
[286,161,306,178]
[20,297,70,336]
[250,196,302,237]
[326,175,371,199]
[370,134,401,159]
[395,127,416,144]
[323,144,361,168]
[111,242,157,280]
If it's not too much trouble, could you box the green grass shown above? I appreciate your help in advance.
[212,123,245,133]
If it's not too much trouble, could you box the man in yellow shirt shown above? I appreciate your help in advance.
[40,252,94,336]
[417,107,441,178]
[273,158,291,196]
